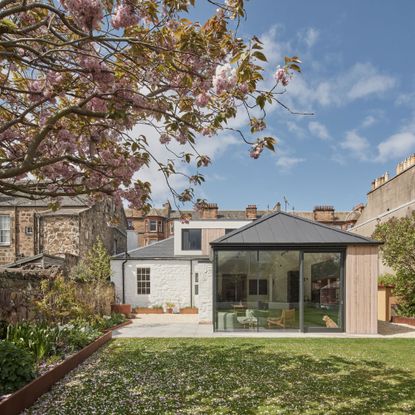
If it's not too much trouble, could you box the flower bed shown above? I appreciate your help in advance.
[134,307,164,314]
[392,316,415,327]
[180,307,198,314]
[0,331,112,415]
[0,313,128,406]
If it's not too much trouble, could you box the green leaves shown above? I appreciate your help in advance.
[252,51,267,62]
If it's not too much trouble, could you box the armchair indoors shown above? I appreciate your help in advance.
[267,309,296,329]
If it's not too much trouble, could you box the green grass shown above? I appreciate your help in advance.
[25,338,415,415]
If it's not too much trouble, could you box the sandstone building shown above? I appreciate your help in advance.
[126,202,361,249]
[0,196,127,266]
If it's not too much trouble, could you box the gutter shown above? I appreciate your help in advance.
[14,206,18,260]
[190,260,193,308]
[121,251,129,304]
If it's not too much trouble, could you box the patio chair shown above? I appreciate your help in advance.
[267,309,296,329]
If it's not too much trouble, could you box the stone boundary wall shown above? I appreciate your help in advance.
[0,268,114,323]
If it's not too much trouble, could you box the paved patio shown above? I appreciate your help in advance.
[112,314,415,338]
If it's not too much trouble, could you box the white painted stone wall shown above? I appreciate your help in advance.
[111,259,192,309]
[196,262,213,323]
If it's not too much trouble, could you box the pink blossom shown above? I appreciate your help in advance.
[249,141,265,159]
[195,93,209,107]
[212,63,237,94]
[60,0,103,31]
[159,133,171,144]
[112,4,139,29]
[87,97,108,112]
[274,67,289,86]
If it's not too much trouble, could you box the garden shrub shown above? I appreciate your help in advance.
[36,275,92,324]
[0,340,36,395]
[373,212,415,317]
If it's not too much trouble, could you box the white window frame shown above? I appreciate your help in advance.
[137,268,150,294]
[0,215,11,245]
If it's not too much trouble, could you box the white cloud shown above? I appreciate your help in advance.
[302,27,319,48]
[276,155,305,171]
[361,115,377,128]
[285,62,396,109]
[308,121,330,140]
[286,121,306,138]
[376,132,415,162]
[340,130,370,160]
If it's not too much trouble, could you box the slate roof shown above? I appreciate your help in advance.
[0,195,88,208]
[211,211,381,246]
[112,237,208,260]
[2,253,65,268]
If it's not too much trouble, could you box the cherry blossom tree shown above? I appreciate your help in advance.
[0,0,303,210]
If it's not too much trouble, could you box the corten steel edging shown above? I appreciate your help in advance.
[104,319,133,332]
[0,331,112,415]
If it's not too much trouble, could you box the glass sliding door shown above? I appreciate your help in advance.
[256,250,300,331]
[214,249,344,332]
[303,252,343,331]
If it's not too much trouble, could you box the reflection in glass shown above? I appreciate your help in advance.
[215,250,300,331]
[303,252,342,330]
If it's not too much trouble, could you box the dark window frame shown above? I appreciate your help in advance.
[182,228,202,251]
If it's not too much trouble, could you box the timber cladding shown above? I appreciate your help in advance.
[201,228,225,255]
[345,245,379,334]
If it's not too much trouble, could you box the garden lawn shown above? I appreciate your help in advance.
[25,338,415,415]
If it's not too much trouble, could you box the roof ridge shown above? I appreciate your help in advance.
[212,210,379,245]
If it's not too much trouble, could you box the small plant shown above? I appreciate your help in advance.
[6,323,63,363]
[0,340,36,395]
[151,304,163,309]
[166,303,175,314]
[378,273,396,287]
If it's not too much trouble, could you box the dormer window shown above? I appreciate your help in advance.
[182,229,201,250]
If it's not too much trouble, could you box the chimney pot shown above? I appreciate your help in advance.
[245,204,258,219]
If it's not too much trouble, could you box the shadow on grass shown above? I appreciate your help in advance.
[27,340,415,415]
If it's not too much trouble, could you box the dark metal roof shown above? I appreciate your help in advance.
[211,211,381,246]
[112,237,208,260]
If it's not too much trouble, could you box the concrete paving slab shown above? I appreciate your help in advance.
[112,314,415,339]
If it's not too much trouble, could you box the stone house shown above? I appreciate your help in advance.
[0,195,127,266]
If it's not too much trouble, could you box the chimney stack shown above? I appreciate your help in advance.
[200,203,218,219]
[396,153,415,175]
[245,205,257,219]
[275,202,281,212]
[313,205,335,222]
[371,171,390,191]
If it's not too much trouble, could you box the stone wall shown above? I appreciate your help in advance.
[196,262,213,323]
[0,268,115,324]
[111,259,192,308]
[79,200,127,257]
[0,268,56,323]
[41,215,80,257]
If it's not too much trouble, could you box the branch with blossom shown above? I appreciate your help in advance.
[0,0,303,212]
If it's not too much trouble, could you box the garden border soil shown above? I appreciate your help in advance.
[0,331,112,415]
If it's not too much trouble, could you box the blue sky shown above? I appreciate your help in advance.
[143,1,415,211]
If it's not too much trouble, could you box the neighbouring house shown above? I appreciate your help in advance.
[0,195,127,267]
[125,201,361,248]
[111,209,380,334]
[352,153,415,274]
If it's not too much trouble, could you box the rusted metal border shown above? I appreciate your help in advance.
[0,331,112,415]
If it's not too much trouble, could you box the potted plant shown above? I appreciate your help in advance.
[165,302,175,314]
[151,304,164,314]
